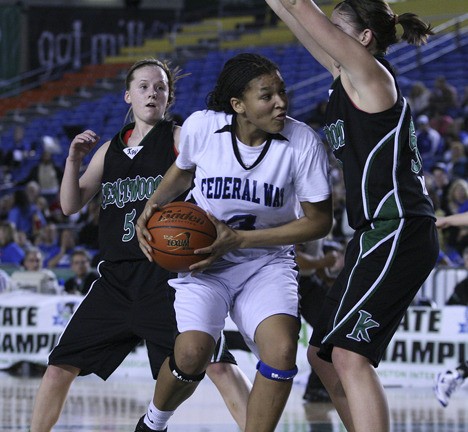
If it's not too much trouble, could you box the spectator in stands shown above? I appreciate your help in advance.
[25,180,41,204]
[429,76,458,117]
[0,268,14,293]
[407,81,431,117]
[46,228,77,269]
[3,125,33,171]
[63,249,99,295]
[0,193,14,220]
[446,178,468,216]
[36,195,52,223]
[7,188,46,240]
[430,110,455,140]
[26,180,57,225]
[0,221,25,265]
[10,246,61,294]
[15,150,63,205]
[444,140,468,180]
[16,229,33,252]
[35,222,60,266]
[416,114,443,171]
[430,162,452,216]
[434,212,468,408]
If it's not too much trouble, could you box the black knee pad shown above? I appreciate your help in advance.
[169,354,206,383]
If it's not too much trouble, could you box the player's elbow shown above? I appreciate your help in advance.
[319,217,333,238]
[61,203,79,216]
[302,198,334,239]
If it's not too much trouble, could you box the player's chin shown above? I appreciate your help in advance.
[144,111,164,123]
[268,117,286,133]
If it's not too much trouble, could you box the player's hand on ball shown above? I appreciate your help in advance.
[136,203,161,262]
[69,130,100,162]
[189,213,243,272]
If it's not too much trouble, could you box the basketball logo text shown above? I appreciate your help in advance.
[159,209,205,226]
[163,232,192,251]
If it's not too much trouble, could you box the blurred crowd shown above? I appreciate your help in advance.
[0,139,101,294]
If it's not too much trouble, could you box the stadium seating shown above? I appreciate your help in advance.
[1,15,467,164]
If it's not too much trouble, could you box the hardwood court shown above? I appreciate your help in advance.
[2,369,467,431]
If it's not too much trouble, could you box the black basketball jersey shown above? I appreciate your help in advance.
[323,58,435,230]
[99,120,177,262]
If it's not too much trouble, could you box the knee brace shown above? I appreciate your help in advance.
[256,360,298,381]
[169,354,206,383]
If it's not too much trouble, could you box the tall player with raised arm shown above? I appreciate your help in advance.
[265,1,439,431]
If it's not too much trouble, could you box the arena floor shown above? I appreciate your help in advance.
[2,370,467,432]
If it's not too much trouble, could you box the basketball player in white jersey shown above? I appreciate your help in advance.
[136,53,333,432]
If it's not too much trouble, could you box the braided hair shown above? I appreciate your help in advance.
[206,53,280,115]
[336,0,433,54]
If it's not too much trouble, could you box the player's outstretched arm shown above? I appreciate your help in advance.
[265,0,334,72]
[436,212,468,229]
[61,130,106,216]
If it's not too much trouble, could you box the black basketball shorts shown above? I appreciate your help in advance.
[48,260,177,380]
[310,217,439,366]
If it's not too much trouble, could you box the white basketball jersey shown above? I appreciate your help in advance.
[177,110,331,262]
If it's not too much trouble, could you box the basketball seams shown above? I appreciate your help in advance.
[149,246,210,257]
[148,226,216,240]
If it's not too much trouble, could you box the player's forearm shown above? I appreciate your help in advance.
[60,158,84,215]
[437,212,468,228]
[147,163,193,208]
[238,213,332,249]
[266,0,333,71]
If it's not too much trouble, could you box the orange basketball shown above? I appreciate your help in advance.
[146,201,217,272]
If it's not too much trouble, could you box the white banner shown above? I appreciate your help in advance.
[0,291,83,369]
[1,292,467,387]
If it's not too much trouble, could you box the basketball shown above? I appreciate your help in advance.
[146,201,217,272]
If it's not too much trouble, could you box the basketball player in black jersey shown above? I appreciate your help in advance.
[29,59,251,432]
[266,1,439,431]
